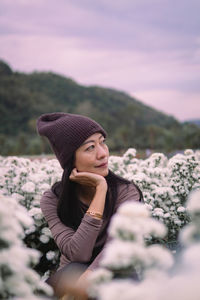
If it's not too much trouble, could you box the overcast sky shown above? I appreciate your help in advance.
[0,0,199,121]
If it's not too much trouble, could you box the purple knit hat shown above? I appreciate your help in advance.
[37,112,107,169]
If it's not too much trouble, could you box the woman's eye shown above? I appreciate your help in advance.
[101,139,106,144]
[86,145,95,151]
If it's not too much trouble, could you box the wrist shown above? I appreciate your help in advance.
[86,210,103,220]
[96,179,107,192]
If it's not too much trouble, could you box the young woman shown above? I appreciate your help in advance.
[37,112,143,298]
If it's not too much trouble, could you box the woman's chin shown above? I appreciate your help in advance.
[99,168,109,177]
[89,168,108,177]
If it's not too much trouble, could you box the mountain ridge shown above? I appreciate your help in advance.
[0,59,199,155]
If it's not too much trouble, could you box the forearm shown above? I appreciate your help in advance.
[59,214,103,261]
[41,190,103,262]
[60,183,107,259]
[87,183,107,218]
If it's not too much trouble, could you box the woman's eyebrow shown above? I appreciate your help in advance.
[82,134,103,146]
[82,139,94,146]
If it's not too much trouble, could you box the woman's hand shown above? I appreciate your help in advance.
[70,168,107,217]
[69,168,107,190]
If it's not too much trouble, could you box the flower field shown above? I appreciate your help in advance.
[0,149,200,299]
[88,190,200,300]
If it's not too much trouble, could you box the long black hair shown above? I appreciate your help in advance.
[52,156,143,230]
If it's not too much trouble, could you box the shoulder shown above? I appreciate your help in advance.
[40,189,59,209]
[117,181,140,197]
[116,181,141,207]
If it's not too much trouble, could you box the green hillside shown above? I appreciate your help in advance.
[186,119,200,128]
[0,59,199,156]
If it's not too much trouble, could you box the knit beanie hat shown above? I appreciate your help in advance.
[37,112,107,169]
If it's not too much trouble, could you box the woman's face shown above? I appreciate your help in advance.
[74,132,109,177]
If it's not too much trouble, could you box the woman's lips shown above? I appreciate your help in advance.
[95,162,108,168]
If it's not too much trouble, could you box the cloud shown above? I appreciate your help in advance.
[0,0,199,121]
[132,89,200,121]
[0,34,195,85]
[0,33,199,123]
[1,0,199,52]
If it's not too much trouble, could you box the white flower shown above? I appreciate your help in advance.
[146,218,167,238]
[88,268,113,284]
[186,189,200,214]
[123,148,137,159]
[109,214,144,244]
[157,272,200,300]
[40,235,50,244]
[109,156,123,165]
[21,182,36,193]
[117,202,150,219]
[0,193,52,298]
[100,240,147,270]
[177,206,186,213]
[46,251,56,260]
[97,280,140,300]
[146,244,174,270]
[179,224,197,246]
[41,227,52,237]
[10,192,25,202]
[29,207,43,220]
[184,149,194,156]
[174,219,182,226]
[172,198,180,203]
[182,244,200,270]
[153,208,164,218]
[39,183,51,191]
[163,213,171,218]
[25,225,36,235]
[15,207,34,228]
[145,203,153,211]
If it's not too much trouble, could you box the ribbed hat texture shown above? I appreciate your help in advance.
[37,112,107,169]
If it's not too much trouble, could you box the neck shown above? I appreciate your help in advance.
[76,184,96,206]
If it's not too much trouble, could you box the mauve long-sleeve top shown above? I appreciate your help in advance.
[40,181,141,271]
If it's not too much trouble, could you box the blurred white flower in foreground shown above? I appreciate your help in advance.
[89,187,200,300]
[186,189,200,214]
[0,194,53,299]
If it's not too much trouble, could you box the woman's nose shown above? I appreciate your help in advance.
[96,145,107,159]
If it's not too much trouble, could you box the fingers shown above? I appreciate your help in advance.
[69,168,88,183]
[69,169,106,188]
[69,169,96,187]
[69,168,78,181]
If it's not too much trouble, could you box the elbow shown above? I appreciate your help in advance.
[69,248,93,263]
[72,254,92,263]
[61,242,93,263]
[67,251,92,263]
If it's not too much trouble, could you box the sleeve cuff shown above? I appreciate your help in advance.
[83,213,103,226]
